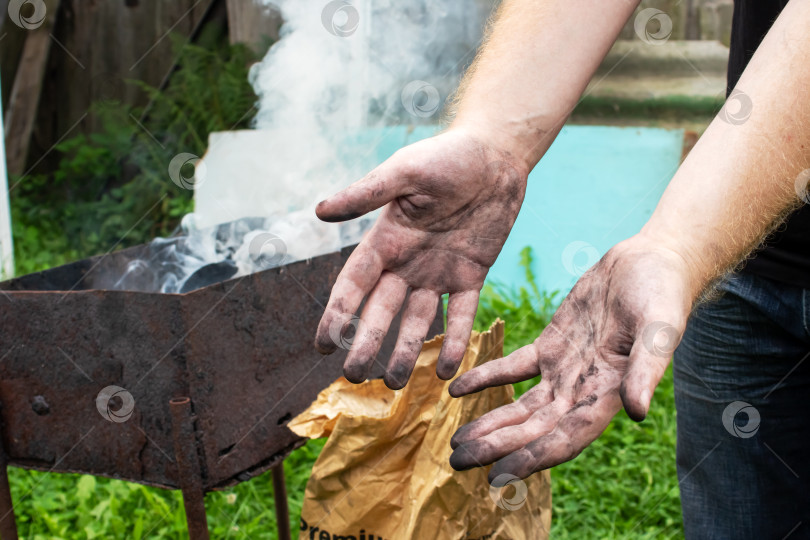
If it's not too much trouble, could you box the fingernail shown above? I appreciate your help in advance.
[640,388,651,407]
[383,368,408,390]
[447,379,464,398]
[314,339,337,355]
[343,364,368,384]
[449,424,471,449]
[449,444,477,471]
[489,457,523,483]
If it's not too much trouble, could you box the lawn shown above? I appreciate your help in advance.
[7,249,681,539]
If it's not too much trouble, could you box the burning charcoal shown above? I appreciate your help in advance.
[110,213,370,293]
[179,261,239,293]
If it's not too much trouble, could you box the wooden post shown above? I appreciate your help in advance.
[684,0,700,40]
[2,0,61,177]
[225,0,281,54]
[0,76,13,280]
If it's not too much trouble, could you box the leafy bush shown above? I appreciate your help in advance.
[10,32,260,276]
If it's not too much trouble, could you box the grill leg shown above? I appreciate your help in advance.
[170,397,209,540]
[0,421,18,540]
[272,461,291,540]
[0,455,18,540]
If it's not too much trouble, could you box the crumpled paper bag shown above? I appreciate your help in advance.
[290,320,551,540]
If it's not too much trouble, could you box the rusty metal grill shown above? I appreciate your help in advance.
[0,242,444,539]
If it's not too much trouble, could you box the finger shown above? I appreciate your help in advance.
[451,393,564,471]
[488,390,622,481]
[450,383,552,449]
[448,342,541,397]
[314,243,384,355]
[316,163,408,223]
[437,290,480,380]
[343,272,408,383]
[383,288,440,390]
[620,322,680,421]
[451,403,531,453]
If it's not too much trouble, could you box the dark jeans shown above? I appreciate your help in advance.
[674,272,810,539]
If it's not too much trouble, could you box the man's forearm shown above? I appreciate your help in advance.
[449,0,641,172]
[641,0,810,300]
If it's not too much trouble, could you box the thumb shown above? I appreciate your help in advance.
[620,320,682,422]
[316,162,408,223]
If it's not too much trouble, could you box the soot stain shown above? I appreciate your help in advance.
[385,361,410,389]
[323,210,364,223]
[571,393,598,411]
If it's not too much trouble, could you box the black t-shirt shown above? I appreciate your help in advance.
[730,0,810,288]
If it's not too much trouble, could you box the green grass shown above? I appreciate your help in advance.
[8,247,680,538]
[8,439,325,539]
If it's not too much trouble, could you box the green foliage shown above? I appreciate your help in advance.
[474,246,560,354]
[474,246,560,396]
[9,33,259,276]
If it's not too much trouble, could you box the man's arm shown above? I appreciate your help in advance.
[448,0,642,170]
[314,0,641,387]
[643,0,810,297]
[448,0,810,479]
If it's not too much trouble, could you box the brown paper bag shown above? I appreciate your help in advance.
[290,320,551,540]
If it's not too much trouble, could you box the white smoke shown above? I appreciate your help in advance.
[114,0,494,293]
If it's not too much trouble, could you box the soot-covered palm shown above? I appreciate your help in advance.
[314,129,528,389]
[447,239,692,478]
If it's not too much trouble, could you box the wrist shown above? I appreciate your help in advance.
[448,116,552,175]
[617,232,710,304]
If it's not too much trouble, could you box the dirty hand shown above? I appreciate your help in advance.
[314,128,528,389]
[448,236,694,480]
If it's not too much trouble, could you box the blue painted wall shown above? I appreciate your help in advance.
[490,125,683,295]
